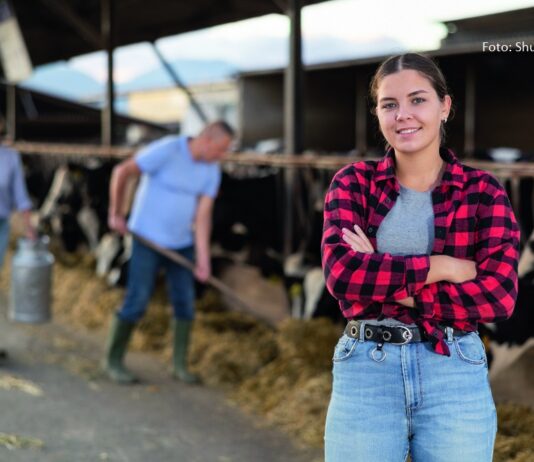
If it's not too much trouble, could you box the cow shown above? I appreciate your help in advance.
[95,232,132,286]
[38,160,115,253]
[283,252,344,323]
[480,228,534,377]
[209,161,349,323]
[212,165,282,265]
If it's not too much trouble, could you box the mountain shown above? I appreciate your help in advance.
[118,59,237,94]
[21,62,103,101]
[19,59,237,103]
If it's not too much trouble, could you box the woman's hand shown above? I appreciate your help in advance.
[342,225,375,254]
[342,225,418,307]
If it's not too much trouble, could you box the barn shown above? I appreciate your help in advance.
[0,1,533,460]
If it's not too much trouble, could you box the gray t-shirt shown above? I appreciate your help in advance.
[372,183,435,327]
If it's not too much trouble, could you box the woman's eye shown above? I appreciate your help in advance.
[381,102,397,110]
[412,97,425,104]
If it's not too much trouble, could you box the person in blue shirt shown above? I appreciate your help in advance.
[0,145,35,271]
[105,121,234,384]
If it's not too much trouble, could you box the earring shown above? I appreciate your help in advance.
[442,118,448,123]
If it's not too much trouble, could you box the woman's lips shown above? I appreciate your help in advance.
[396,127,421,135]
[396,127,422,140]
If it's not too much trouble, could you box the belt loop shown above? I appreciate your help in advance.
[358,321,366,343]
[445,326,454,344]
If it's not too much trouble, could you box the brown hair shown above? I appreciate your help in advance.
[369,53,453,143]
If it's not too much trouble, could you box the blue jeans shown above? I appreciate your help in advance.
[117,238,195,323]
[0,218,9,269]
[324,326,496,462]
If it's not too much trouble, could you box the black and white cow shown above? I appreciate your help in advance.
[211,162,346,322]
[284,255,342,322]
[38,160,115,253]
[480,229,534,376]
[31,159,134,286]
[212,166,282,265]
[94,232,132,286]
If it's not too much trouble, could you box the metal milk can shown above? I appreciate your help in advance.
[9,236,54,323]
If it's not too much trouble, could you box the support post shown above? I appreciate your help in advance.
[101,0,115,145]
[283,0,304,258]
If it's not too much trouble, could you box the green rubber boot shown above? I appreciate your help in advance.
[103,316,137,384]
[172,319,200,384]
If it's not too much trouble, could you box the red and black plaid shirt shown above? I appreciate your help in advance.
[321,148,520,355]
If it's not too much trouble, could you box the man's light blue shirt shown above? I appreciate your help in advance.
[128,135,221,249]
[0,147,32,219]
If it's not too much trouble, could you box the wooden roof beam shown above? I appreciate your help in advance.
[37,0,102,49]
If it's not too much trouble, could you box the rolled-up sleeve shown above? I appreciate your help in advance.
[413,186,519,323]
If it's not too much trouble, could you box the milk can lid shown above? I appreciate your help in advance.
[17,235,50,251]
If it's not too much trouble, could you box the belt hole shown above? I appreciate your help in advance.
[382,331,392,341]
[350,326,358,337]
[365,328,373,339]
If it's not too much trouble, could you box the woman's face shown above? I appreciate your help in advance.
[375,69,451,157]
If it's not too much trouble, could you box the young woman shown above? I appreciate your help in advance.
[321,53,520,462]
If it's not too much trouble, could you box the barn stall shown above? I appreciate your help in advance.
[1,2,534,459]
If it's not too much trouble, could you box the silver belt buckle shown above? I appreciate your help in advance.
[391,326,413,345]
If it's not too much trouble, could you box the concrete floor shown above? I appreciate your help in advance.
[0,290,322,462]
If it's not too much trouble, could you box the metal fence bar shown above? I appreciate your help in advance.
[6,141,534,177]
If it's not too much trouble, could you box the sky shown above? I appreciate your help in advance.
[63,0,534,84]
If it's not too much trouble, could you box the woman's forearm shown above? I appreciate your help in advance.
[426,255,450,284]
[427,255,477,285]
[396,256,477,309]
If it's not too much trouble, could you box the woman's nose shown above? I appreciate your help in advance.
[395,107,412,121]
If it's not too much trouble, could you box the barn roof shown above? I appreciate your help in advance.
[11,0,329,66]
[442,6,534,46]
[0,82,169,143]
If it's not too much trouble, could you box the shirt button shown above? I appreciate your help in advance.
[367,226,375,235]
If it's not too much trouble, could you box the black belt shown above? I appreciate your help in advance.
[344,320,468,346]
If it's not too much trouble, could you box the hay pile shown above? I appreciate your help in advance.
[234,318,339,446]
[495,403,534,462]
[51,253,123,329]
[53,254,173,352]
[187,311,278,387]
[2,249,534,458]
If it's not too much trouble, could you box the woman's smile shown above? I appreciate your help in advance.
[396,127,421,136]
